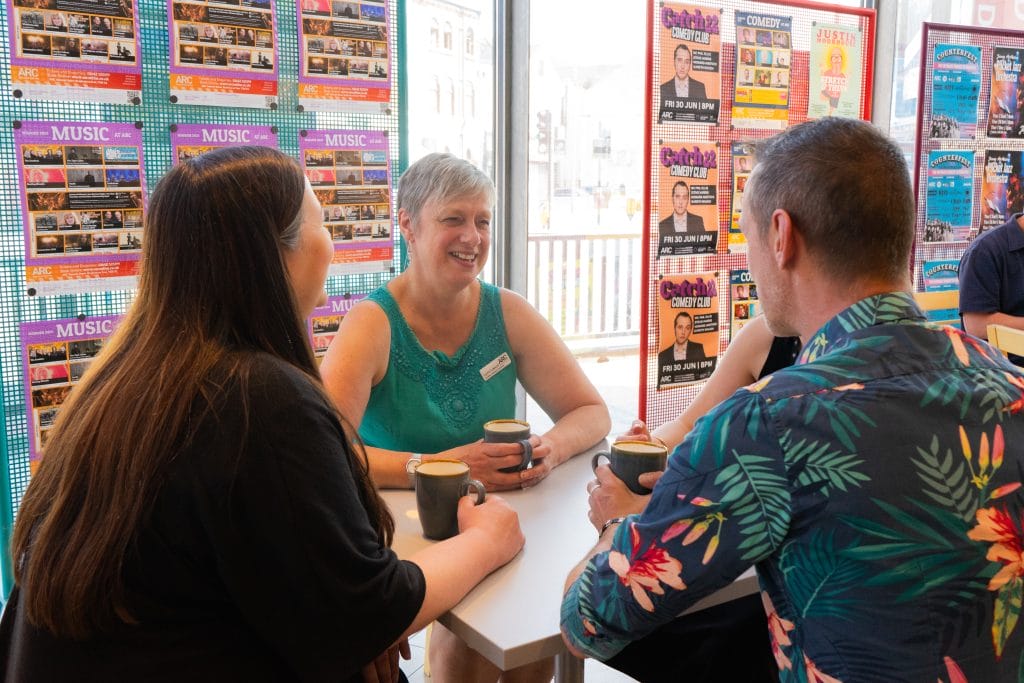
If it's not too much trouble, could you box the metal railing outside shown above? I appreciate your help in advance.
[527,233,641,353]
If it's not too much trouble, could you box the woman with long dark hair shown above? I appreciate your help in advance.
[0,146,523,682]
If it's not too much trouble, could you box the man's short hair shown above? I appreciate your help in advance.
[674,310,693,326]
[672,180,689,195]
[673,43,690,60]
[748,118,914,284]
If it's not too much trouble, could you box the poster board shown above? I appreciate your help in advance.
[640,0,876,429]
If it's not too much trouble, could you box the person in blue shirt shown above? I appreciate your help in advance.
[563,117,1024,681]
[959,213,1024,365]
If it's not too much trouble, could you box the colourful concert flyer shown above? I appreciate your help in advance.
[981,149,1023,233]
[807,23,862,119]
[987,47,1024,138]
[308,293,365,361]
[656,271,719,389]
[732,9,791,130]
[168,0,279,109]
[655,140,719,258]
[297,0,391,113]
[728,141,753,252]
[6,0,142,104]
[170,123,278,163]
[21,314,122,472]
[15,120,146,295]
[299,128,393,275]
[656,2,721,124]
[728,269,759,340]
[929,43,982,139]
[924,150,975,242]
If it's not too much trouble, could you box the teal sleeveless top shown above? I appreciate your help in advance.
[359,281,518,454]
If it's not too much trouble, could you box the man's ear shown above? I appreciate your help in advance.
[769,208,798,270]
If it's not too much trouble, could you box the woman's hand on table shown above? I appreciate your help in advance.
[360,638,410,683]
[585,465,663,534]
[457,494,524,569]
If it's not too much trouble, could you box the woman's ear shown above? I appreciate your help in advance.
[398,208,414,242]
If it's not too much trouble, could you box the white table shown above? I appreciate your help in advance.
[383,441,758,682]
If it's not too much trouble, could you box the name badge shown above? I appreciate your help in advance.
[480,352,512,381]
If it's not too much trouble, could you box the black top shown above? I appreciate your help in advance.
[0,354,425,682]
[758,336,801,379]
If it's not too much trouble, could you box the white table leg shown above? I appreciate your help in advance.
[554,651,585,683]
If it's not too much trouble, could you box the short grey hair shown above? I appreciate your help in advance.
[397,153,495,221]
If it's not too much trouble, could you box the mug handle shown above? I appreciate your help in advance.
[461,479,486,505]
[517,439,533,469]
[591,451,610,472]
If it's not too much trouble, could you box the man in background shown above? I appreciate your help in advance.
[563,117,1024,681]
[959,213,1024,365]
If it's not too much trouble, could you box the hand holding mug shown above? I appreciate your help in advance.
[407,459,485,540]
[483,419,533,472]
[592,440,668,494]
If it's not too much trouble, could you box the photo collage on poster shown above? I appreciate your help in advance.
[300,129,394,274]
[656,272,719,389]
[16,121,146,294]
[20,315,122,471]
[169,0,279,107]
[733,10,792,130]
[922,40,1024,244]
[728,141,753,252]
[298,0,390,112]
[6,0,142,103]
[308,293,364,361]
[657,141,718,257]
[170,122,278,163]
[728,269,758,339]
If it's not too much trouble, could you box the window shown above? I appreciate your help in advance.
[432,75,440,113]
[466,27,475,56]
[444,22,453,51]
[430,18,439,48]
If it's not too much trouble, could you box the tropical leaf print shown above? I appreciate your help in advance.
[912,435,978,523]
[841,498,991,603]
[782,432,870,491]
[779,529,868,621]
[993,577,1023,658]
[715,452,790,561]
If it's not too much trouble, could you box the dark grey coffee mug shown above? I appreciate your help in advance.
[483,419,533,473]
[408,459,485,540]
[592,440,669,494]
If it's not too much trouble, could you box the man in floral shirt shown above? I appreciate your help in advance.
[562,118,1024,682]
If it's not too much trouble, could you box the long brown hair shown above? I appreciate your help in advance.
[11,146,393,639]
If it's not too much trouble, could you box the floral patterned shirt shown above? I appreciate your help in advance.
[562,293,1024,682]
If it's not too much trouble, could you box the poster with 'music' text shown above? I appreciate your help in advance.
[929,43,981,139]
[15,120,146,296]
[656,141,718,257]
[6,0,142,104]
[21,314,122,473]
[297,0,390,113]
[308,293,364,362]
[300,128,393,275]
[170,122,278,163]
[168,0,279,109]
[925,150,974,243]
[656,272,719,389]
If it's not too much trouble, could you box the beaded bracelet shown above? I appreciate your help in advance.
[600,516,627,536]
